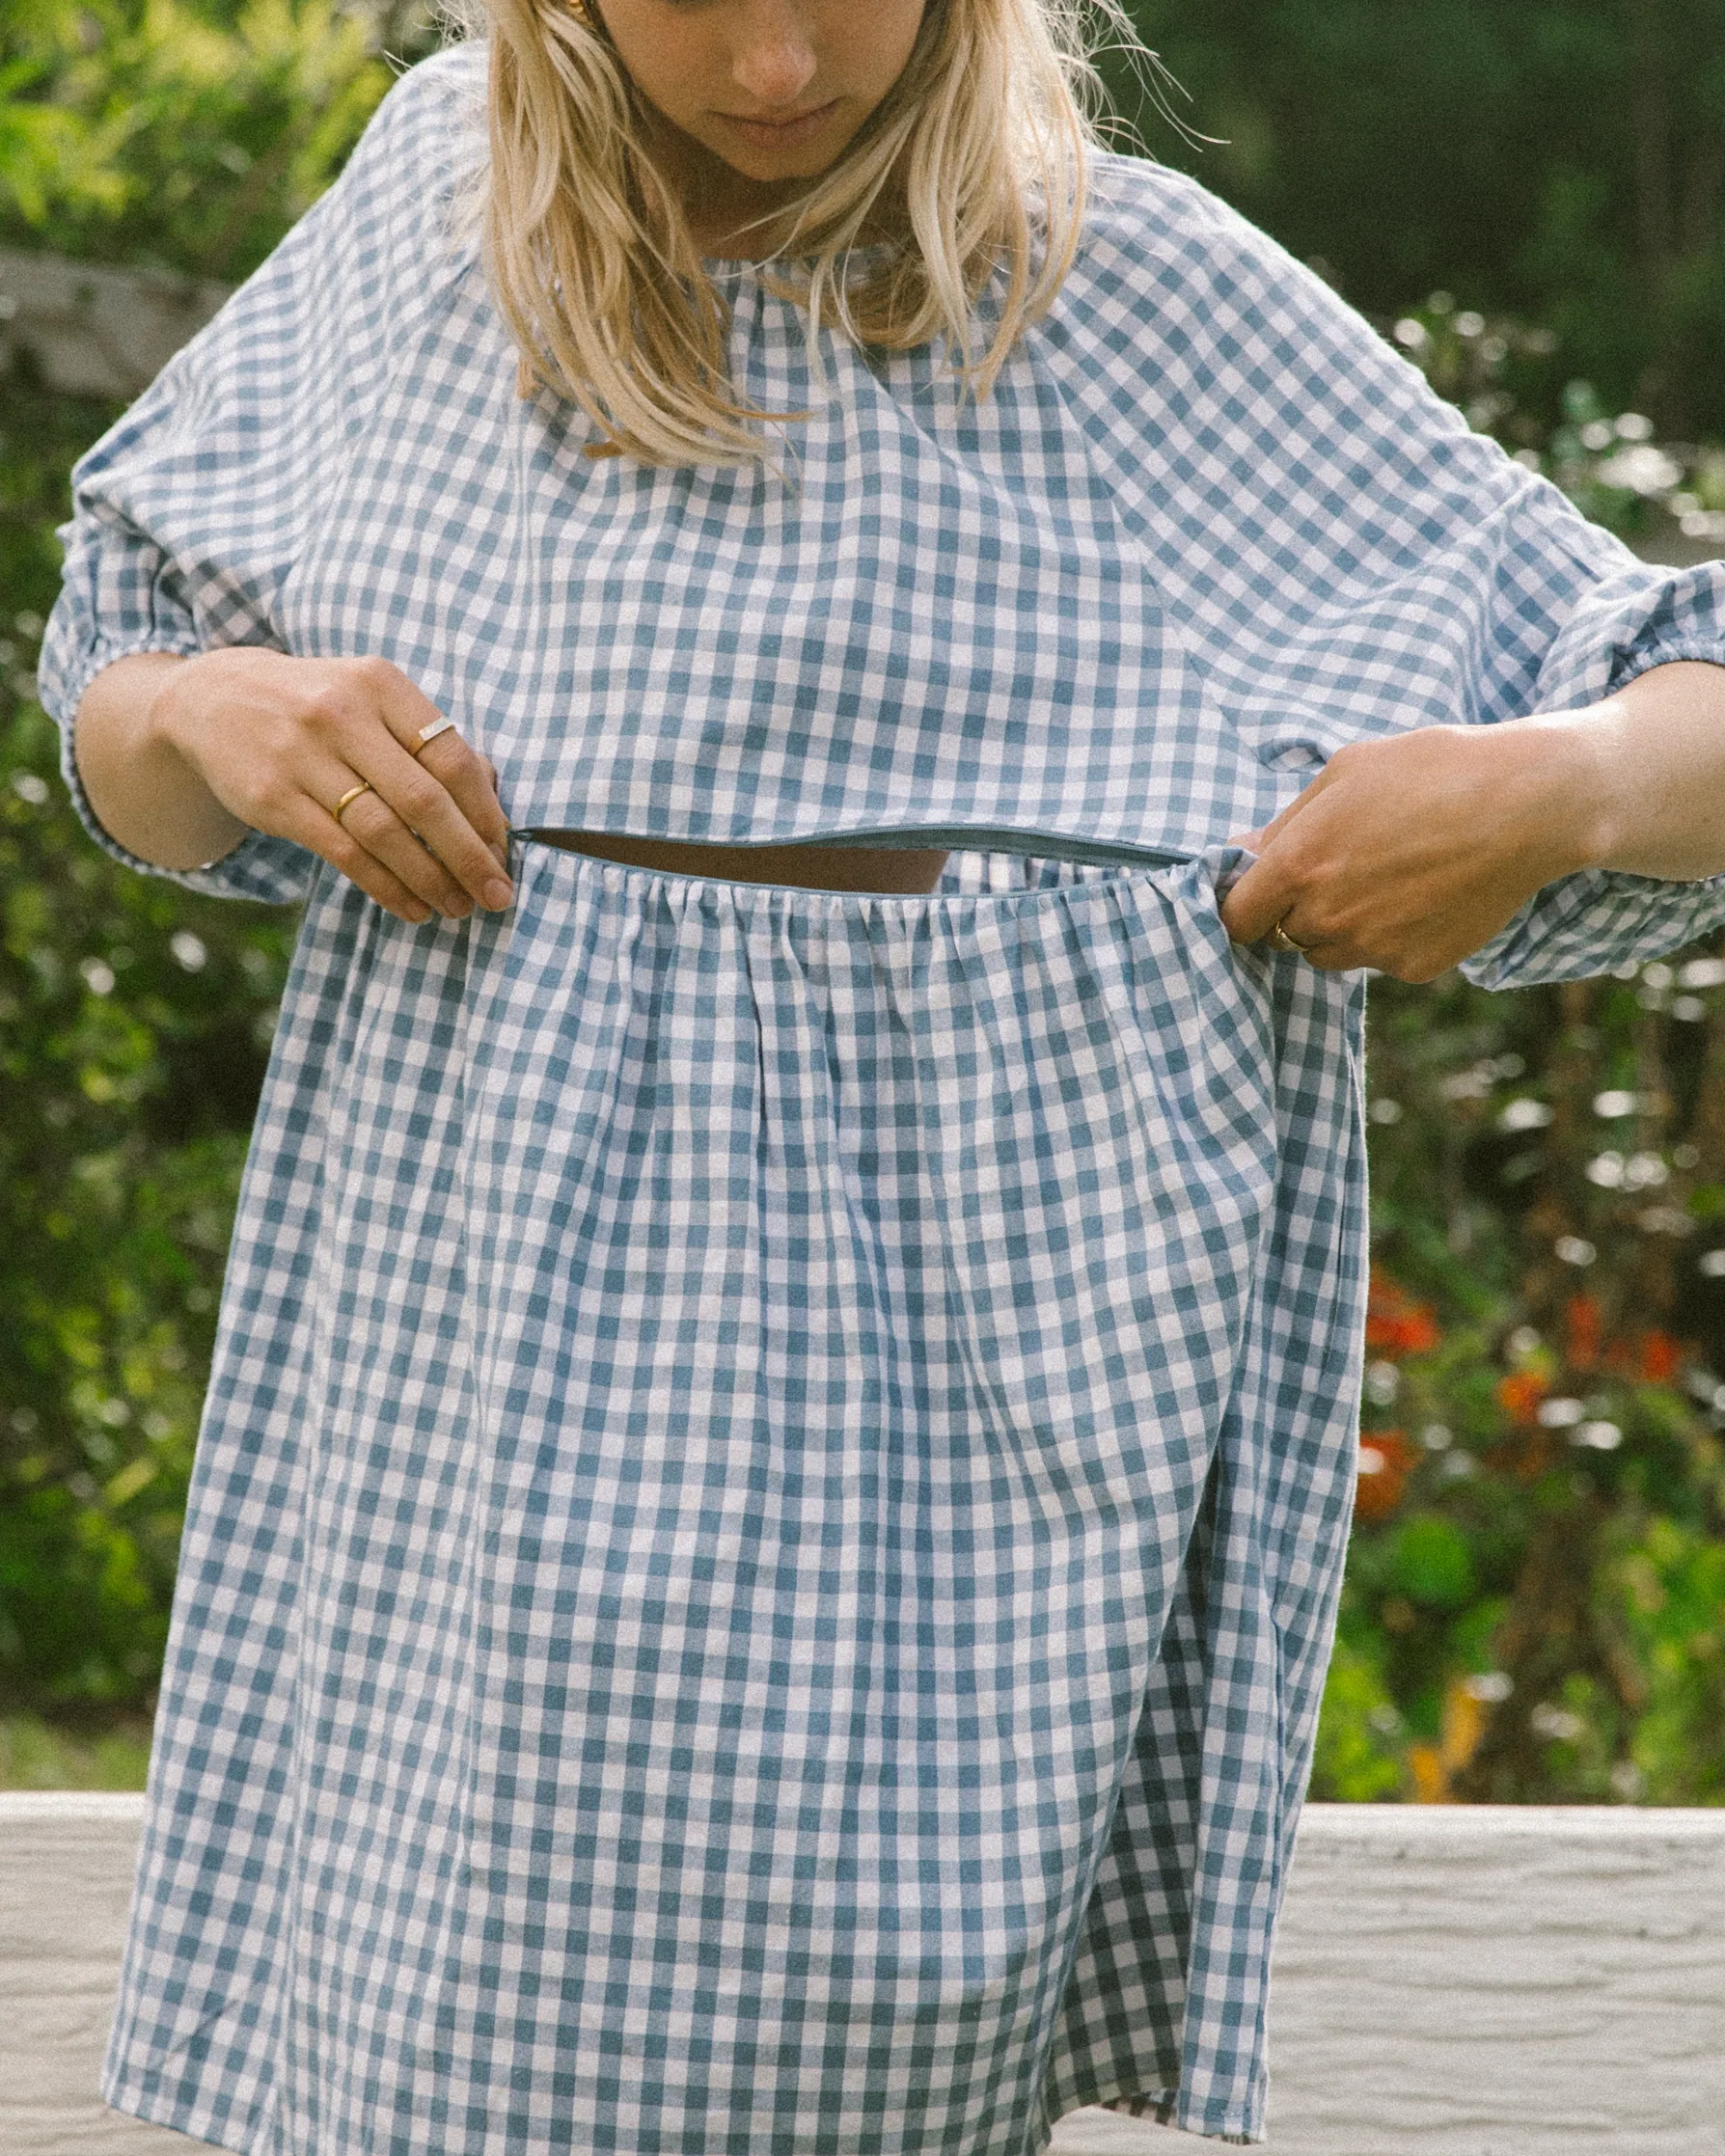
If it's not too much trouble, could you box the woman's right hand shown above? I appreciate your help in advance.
[78,646,513,924]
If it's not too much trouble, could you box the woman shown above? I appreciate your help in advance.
[40,1,1725,2148]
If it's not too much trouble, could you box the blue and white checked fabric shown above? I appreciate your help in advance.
[38,39,1725,2154]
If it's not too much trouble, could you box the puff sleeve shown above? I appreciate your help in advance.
[1065,161,1725,987]
[36,46,479,902]
[1459,544,1725,987]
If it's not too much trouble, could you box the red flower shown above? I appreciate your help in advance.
[1355,1431,1418,1521]
[1603,1328,1684,1383]
[1635,1330,1683,1384]
[1495,1369,1549,1427]
[1365,1272,1442,1358]
[1564,1293,1602,1373]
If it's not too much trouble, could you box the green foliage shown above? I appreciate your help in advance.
[1117,0,1725,438]
[1615,1521,1725,1800]
[0,0,388,1729]
[1388,1516,1477,1610]
[1306,1636,1404,1803]
[0,0,395,281]
[0,1708,152,1788]
[1307,957,1725,1806]
[0,358,296,1714]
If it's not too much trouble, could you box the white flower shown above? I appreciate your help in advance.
[1530,1704,1584,1742]
[1594,445,1684,496]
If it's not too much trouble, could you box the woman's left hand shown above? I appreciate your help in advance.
[1218,717,1611,980]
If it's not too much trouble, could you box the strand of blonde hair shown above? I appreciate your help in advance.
[452,0,1131,465]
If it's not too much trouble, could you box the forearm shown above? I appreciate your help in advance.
[76,650,252,870]
[1573,660,1725,882]
[70,642,512,925]
[1218,656,1725,980]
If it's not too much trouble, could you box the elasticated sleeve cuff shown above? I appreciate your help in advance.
[40,635,316,906]
[1463,559,1725,989]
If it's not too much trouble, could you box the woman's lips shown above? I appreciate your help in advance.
[716,99,842,150]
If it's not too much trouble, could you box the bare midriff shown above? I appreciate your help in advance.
[527,832,951,894]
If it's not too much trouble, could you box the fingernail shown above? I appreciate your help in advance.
[484,877,513,910]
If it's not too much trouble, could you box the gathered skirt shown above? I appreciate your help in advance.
[104,844,1367,2153]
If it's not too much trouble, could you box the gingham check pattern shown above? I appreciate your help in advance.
[38,41,1725,2154]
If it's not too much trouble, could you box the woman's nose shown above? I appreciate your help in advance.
[729,0,819,107]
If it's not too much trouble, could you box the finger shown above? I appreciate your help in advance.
[415,727,511,868]
[299,659,507,901]
[365,674,512,902]
[337,786,481,915]
[370,739,512,905]
[281,793,437,924]
[1284,933,1358,973]
[1241,761,1347,856]
[1219,849,1304,944]
[301,753,475,915]
[347,735,510,908]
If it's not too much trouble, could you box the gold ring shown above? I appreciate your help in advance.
[331,780,373,824]
[413,716,455,756]
[1268,920,1310,955]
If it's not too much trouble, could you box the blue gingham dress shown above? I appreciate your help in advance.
[41,43,1725,2154]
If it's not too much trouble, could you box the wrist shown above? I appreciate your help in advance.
[1502,708,1626,882]
[142,647,238,772]
[88,647,252,869]
[138,655,194,768]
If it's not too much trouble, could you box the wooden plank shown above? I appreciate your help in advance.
[0,1795,186,2154]
[3,1795,1721,2152]
[0,248,231,401]
[1257,1806,1725,2154]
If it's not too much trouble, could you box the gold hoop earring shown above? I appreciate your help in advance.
[565,0,591,23]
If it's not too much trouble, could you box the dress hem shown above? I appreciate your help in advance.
[102,2082,1263,2155]
[103,2084,258,2155]
[1055,2088,1262,2147]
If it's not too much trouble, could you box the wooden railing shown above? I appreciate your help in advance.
[3,1793,1721,2153]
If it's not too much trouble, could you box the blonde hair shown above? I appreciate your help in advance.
[452,0,1128,465]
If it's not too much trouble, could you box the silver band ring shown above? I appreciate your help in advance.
[1268,919,1310,956]
[414,716,456,754]
[331,780,373,825]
